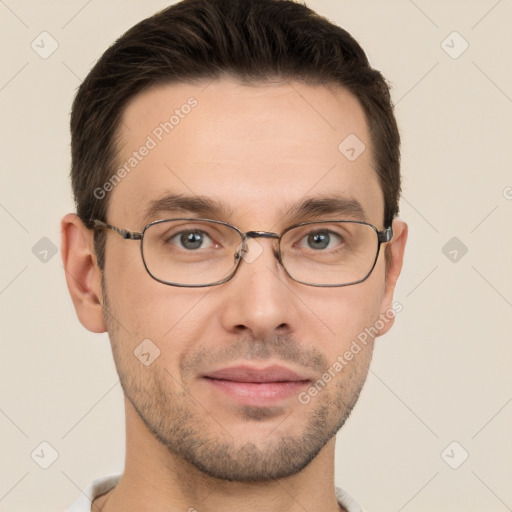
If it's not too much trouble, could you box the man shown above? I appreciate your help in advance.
[61,0,407,510]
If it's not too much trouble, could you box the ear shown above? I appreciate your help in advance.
[376,218,408,337]
[61,213,106,333]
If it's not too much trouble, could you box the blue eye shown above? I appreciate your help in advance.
[171,230,214,250]
[300,230,342,250]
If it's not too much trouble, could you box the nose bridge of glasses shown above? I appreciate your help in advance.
[245,230,280,240]
[235,230,281,262]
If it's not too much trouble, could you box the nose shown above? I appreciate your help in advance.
[219,237,300,340]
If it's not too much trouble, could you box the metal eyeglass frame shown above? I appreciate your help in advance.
[92,218,393,288]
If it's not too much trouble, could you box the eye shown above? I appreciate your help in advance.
[170,230,215,250]
[298,230,343,250]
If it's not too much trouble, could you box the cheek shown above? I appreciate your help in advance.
[103,249,216,370]
[104,240,182,332]
[305,273,385,350]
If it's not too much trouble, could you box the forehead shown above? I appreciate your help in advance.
[108,78,384,228]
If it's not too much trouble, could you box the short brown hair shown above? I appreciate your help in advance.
[70,0,401,268]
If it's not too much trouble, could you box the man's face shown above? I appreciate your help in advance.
[101,78,396,480]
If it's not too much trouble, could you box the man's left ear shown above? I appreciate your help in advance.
[376,218,408,336]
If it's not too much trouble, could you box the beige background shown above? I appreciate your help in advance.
[1,1,511,511]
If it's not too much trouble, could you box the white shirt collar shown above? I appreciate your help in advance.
[66,475,365,512]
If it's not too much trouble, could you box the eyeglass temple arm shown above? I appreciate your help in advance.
[378,226,393,243]
[92,220,142,240]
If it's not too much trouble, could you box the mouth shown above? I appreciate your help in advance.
[202,364,311,406]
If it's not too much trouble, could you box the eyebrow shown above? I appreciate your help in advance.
[284,195,367,222]
[141,193,366,226]
[142,193,235,224]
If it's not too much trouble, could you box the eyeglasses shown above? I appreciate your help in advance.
[93,218,393,288]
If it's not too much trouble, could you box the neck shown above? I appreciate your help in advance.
[95,398,345,512]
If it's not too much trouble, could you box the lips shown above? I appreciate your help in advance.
[204,365,309,383]
[202,365,311,406]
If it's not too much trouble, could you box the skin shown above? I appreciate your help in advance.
[61,78,407,512]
